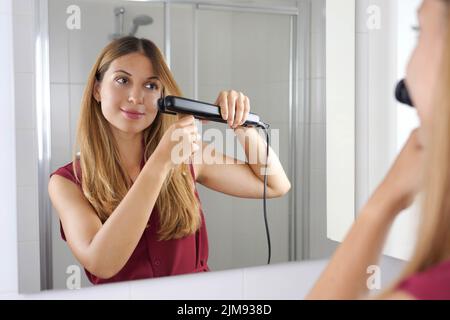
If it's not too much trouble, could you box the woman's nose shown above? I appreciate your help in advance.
[128,86,144,105]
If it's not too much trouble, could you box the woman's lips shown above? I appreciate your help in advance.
[120,108,145,120]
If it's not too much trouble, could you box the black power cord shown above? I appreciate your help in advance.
[257,122,271,265]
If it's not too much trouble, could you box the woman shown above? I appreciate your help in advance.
[307,0,450,299]
[48,36,291,285]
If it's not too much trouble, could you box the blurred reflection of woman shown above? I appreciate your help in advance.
[48,36,290,285]
[307,0,450,300]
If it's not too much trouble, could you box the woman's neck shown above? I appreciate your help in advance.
[111,128,144,171]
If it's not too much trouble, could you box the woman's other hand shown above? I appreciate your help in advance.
[215,90,251,129]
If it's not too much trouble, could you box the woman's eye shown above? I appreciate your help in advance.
[145,83,158,90]
[116,77,128,85]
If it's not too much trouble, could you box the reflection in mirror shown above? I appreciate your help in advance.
[34,0,325,292]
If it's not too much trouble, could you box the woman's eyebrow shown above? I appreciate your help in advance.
[113,69,160,80]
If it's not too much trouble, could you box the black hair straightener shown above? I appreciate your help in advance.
[158,95,270,129]
[157,95,273,264]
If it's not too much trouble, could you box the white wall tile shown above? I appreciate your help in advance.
[356,0,370,34]
[269,121,290,171]
[356,32,370,211]
[15,72,36,130]
[296,78,306,124]
[265,15,291,84]
[311,0,325,35]
[310,24,325,79]
[229,12,290,86]
[15,128,38,188]
[0,5,19,295]
[51,147,71,172]
[12,13,34,73]
[309,169,338,259]
[18,241,40,293]
[50,84,70,162]
[231,196,289,268]
[51,206,93,290]
[260,82,290,124]
[171,4,194,98]
[69,84,84,151]
[198,10,232,87]
[48,0,69,83]
[310,124,325,171]
[197,84,231,104]
[66,1,112,84]
[130,268,244,299]
[198,184,234,271]
[310,78,325,124]
[67,1,165,84]
[0,0,12,14]
[12,0,34,15]
[17,186,39,242]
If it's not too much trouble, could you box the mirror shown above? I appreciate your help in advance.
[28,0,333,292]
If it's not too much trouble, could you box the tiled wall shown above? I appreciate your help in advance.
[0,0,19,296]
[12,0,41,293]
[307,0,338,259]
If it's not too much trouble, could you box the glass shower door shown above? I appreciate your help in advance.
[194,6,294,271]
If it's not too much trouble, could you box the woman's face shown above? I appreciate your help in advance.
[406,0,448,133]
[94,52,162,135]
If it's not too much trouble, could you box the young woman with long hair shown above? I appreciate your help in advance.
[48,36,291,284]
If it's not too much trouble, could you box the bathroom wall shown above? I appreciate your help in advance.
[10,0,41,294]
[355,0,422,261]
[306,0,338,260]
[0,0,19,297]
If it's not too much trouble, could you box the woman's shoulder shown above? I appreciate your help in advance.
[397,259,450,300]
[50,157,82,186]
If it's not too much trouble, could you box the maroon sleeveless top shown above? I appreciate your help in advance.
[50,159,209,285]
[397,259,450,300]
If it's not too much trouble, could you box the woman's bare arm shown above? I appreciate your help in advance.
[49,154,171,279]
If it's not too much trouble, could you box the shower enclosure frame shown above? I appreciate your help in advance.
[35,0,310,291]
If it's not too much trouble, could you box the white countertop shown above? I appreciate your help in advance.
[3,255,404,299]
[12,260,329,300]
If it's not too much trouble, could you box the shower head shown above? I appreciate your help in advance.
[129,15,153,36]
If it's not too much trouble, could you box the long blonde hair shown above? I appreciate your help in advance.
[384,2,450,294]
[72,36,200,240]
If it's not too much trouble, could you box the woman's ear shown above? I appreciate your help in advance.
[93,80,101,103]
